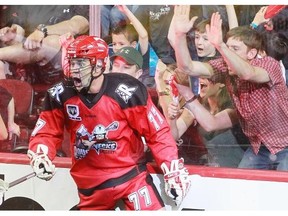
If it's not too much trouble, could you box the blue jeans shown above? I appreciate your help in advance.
[100,5,113,38]
[238,145,288,171]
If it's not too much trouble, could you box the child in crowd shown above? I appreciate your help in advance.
[110,5,154,87]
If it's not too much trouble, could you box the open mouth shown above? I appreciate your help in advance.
[197,48,205,57]
[73,77,82,87]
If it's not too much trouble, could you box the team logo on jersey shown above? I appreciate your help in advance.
[47,83,64,104]
[67,105,82,121]
[115,83,138,103]
[74,121,119,159]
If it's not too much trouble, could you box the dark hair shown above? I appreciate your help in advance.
[271,8,288,32]
[263,30,288,61]
[195,19,210,33]
[226,25,263,51]
[111,23,139,43]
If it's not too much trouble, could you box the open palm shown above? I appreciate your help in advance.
[173,5,198,35]
[206,12,223,48]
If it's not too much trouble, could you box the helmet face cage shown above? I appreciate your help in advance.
[65,36,109,90]
[69,58,93,90]
[66,36,108,77]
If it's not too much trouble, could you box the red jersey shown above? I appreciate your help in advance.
[209,56,288,155]
[29,73,178,188]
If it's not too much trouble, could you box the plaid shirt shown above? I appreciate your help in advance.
[209,56,288,155]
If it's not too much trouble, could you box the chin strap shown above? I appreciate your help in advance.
[80,65,106,95]
[64,77,74,88]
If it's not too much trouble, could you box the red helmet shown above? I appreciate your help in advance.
[66,35,109,69]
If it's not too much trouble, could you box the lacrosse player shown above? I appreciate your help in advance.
[27,35,191,210]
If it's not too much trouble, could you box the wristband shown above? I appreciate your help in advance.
[36,24,48,38]
[182,95,199,108]
[186,94,199,103]
[158,89,170,96]
[250,22,258,29]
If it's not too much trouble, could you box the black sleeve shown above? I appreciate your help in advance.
[72,5,89,20]
[1,5,26,27]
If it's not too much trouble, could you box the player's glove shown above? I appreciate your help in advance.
[161,158,191,206]
[27,150,56,181]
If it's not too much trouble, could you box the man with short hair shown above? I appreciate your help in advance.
[170,6,288,170]
[111,46,143,79]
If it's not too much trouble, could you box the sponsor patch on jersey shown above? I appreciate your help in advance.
[47,83,64,104]
[115,83,138,103]
[67,104,82,121]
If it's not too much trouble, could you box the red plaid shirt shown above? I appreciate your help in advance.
[209,56,288,154]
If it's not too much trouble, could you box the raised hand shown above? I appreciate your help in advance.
[174,80,195,102]
[173,5,198,35]
[253,6,269,26]
[206,12,224,49]
[116,5,129,14]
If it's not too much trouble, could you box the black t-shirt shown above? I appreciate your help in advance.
[0,5,22,28]
[15,5,89,36]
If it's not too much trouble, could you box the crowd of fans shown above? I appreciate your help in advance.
[0,5,287,171]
